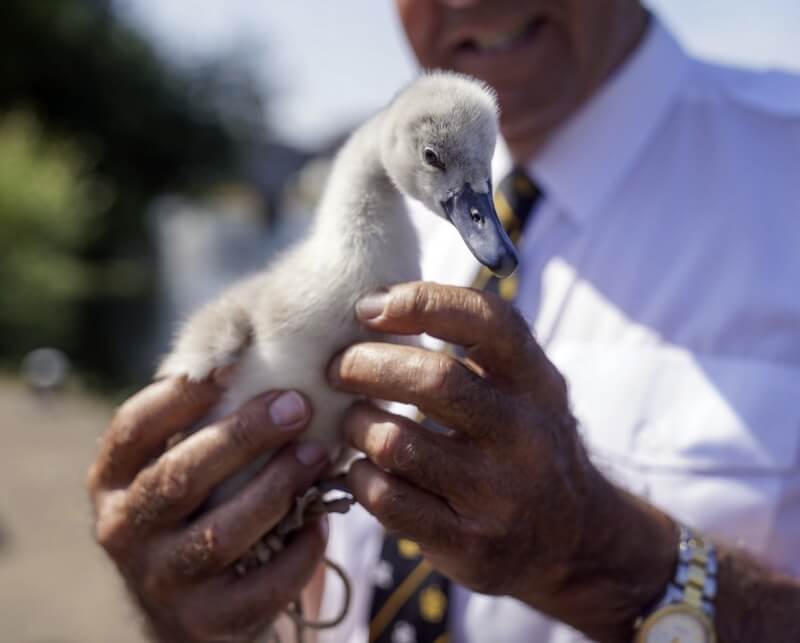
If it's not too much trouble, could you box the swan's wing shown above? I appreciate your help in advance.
[156,278,258,381]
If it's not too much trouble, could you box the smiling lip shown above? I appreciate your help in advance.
[446,16,549,85]
[455,17,546,56]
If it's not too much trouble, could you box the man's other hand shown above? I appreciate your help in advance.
[87,376,329,643]
[331,281,676,642]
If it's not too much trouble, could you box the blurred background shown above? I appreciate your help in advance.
[0,1,798,641]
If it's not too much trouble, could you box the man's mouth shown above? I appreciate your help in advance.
[457,18,546,54]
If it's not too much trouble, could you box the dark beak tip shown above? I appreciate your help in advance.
[491,253,519,278]
[445,183,520,279]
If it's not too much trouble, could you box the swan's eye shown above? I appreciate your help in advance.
[423,146,445,171]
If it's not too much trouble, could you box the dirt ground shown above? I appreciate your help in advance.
[0,377,148,643]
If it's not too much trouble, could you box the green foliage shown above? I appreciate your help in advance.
[0,0,265,387]
[0,111,103,355]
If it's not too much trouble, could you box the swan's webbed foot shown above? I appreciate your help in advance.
[234,485,354,575]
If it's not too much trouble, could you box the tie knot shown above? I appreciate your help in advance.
[494,167,541,240]
[509,167,539,198]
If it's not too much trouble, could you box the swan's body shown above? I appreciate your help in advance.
[158,71,515,476]
[159,112,418,462]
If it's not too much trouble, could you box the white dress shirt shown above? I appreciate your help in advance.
[320,18,800,643]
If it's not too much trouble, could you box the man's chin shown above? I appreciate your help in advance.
[496,93,572,155]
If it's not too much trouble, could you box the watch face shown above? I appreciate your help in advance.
[639,605,714,643]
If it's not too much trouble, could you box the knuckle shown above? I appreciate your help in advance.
[170,523,226,580]
[420,354,460,398]
[154,455,193,508]
[466,288,496,323]
[94,513,127,552]
[339,345,368,382]
[472,289,520,336]
[373,423,412,471]
[249,467,294,524]
[393,433,419,471]
[174,376,206,407]
[110,412,144,451]
[507,315,531,352]
[266,464,293,499]
[372,487,408,528]
[477,389,508,439]
[388,281,429,321]
[130,459,192,528]
[486,297,525,347]
[225,410,262,454]
[93,495,132,553]
[109,400,134,432]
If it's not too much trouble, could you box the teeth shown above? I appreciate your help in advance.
[473,22,531,52]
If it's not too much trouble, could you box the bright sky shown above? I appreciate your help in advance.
[114,0,800,150]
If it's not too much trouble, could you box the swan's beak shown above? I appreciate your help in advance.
[442,182,519,278]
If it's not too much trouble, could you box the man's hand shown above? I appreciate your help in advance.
[330,282,677,642]
[87,376,330,643]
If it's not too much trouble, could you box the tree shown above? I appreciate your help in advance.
[0,0,266,388]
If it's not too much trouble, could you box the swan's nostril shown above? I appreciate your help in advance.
[470,207,482,224]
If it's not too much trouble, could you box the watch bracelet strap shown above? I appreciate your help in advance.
[634,522,718,632]
[656,524,718,617]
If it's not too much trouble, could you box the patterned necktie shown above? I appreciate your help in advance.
[367,167,542,643]
[473,167,542,299]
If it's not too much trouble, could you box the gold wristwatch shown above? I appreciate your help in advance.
[634,524,718,643]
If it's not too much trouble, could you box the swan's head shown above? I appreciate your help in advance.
[381,72,517,277]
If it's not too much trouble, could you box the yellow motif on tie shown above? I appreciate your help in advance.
[498,274,519,300]
[397,538,421,559]
[513,173,536,197]
[493,190,520,237]
[419,584,448,623]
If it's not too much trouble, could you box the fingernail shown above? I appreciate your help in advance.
[295,441,327,466]
[269,391,307,427]
[356,292,389,320]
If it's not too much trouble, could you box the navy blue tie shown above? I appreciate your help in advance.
[367,168,542,643]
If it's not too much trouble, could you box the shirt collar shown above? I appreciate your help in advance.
[518,17,690,226]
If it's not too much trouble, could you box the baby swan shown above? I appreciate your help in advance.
[158,71,516,465]
[157,73,516,627]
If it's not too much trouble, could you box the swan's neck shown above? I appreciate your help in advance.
[313,112,409,246]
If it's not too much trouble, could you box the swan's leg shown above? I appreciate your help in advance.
[235,485,354,573]
[157,295,253,381]
[235,486,355,641]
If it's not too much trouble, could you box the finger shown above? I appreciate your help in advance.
[355,281,539,377]
[343,402,472,498]
[178,519,327,642]
[347,458,459,551]
[125,391,311,527]
[223,517,327,608]
[330,342,510,441]
[155,442,330,581]
[90,375,225,491]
